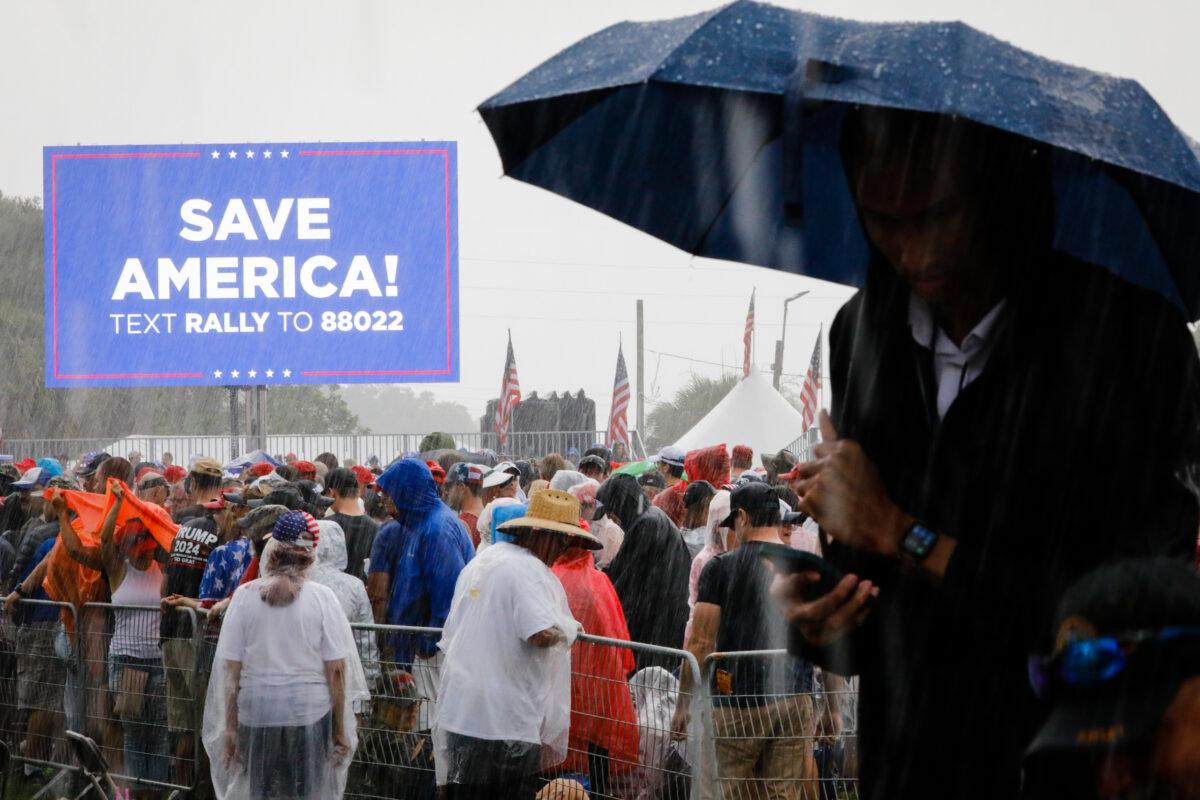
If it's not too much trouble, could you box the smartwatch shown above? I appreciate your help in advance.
[901,522,939,561]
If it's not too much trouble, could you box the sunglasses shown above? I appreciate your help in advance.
[1027,626,1200,699]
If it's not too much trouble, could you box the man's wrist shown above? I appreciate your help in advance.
[881,507,915,559]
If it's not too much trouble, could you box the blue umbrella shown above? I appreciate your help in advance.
[480,0,1200,317]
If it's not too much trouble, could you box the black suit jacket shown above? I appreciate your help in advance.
[795,254,1200,800]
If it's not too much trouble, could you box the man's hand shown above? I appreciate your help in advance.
[771,571,877,647]
[111,482,125,502]
[790,411,912,558]
[3,592,20,614]
[331,728,351,766]
[528,627,564,648]
[222,728,240,771]
[49,493,68,517]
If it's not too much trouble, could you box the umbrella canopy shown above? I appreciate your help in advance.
[480,0,1200,317]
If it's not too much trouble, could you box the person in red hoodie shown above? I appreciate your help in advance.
[551,530,639,796]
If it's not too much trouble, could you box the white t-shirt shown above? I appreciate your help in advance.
[434,542,578,746]
[216,579,350,727]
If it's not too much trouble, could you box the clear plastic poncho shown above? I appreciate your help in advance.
[202,538,370,800]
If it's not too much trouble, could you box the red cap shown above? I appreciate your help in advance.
[135,465,158,483]
[15,458,36,473]
[293,460,317,477]
[426,460,446,485]
[163,465,187,483]
[245,462,275,478]
[202,495,227,510]
[351,465,375,487]
[285,453,298,463]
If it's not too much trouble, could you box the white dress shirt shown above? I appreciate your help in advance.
[908,296,1006,420]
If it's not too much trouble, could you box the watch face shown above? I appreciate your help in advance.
[904,524,938,560]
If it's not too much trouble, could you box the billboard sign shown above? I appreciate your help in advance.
[43,141,458,387]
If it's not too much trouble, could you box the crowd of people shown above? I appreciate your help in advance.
[0,441,854,800]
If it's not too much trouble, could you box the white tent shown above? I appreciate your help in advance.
[673,370,811,458]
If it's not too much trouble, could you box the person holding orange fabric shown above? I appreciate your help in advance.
[551,544,639,795]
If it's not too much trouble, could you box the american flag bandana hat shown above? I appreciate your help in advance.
[270,510,320,548]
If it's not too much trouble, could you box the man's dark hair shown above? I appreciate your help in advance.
[664,463,685,480]
[189,471,222,492]
[275,464,299,482]
[839,106,1055,258]
[746,502,781,528]
[324,468,359,499]
[315,452,339,471]
[773,484,800,511]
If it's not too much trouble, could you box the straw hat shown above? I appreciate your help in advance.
[497,489,603,550]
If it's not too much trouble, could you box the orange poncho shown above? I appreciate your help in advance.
[551,549,639,774]
[43,479,178,636]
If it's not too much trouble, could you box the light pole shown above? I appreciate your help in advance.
[772,290,810,389]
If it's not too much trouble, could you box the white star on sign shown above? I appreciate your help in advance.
[228,150,237,159]
[245,150,255,159]
[213,370,223,378]
[248,369,257,378]
[282,369,292,378]
[211,150,220,159]
[263,150,272,159]
[265,369,274,378]
[280,150,289,158]
[231,369,240,379]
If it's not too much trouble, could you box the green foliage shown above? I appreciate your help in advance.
[646,372,738,449]
[340,385,474,434]
[418,431,456,452]
[0,193,363,438]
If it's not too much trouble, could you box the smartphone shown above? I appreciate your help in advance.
[758,542,846,600]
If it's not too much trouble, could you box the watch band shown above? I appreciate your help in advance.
[901,522,939,561]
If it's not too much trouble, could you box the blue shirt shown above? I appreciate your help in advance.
[199,537,254,602]
[20,536,60,623]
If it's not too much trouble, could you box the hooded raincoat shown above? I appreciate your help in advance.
[599,476,691,666]
[203,538,370,800]
[312,519,379,687]
[369,460,473,665]
[551,549,639,777]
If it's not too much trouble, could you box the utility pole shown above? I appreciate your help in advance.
[773,290,811,390]
[227,387,240,460]
[636,299,645,440]
[246,385,267,453]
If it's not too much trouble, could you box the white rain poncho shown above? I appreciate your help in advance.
[432,541,580,786]
[203,537,370,800]
[311,519,381,688]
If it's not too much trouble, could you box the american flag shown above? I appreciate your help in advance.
[606,344,631,452]
[743,290,755,378]
[800,326,823,430]
[494,331,521,447]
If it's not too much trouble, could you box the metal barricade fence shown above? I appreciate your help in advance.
[703,651,859,800]
[1,600,79,778]
[342,623,710,800]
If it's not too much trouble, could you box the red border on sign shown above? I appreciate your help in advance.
[52,152,204,380]
[51,148,456,381]
[298,149,454,377]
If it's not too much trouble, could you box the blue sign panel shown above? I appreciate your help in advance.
[43,142,458,387]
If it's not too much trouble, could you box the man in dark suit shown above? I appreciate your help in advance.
[775,106,1200,800]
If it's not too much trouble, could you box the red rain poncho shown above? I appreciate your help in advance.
[684,444,730,488]
[551,548,639,775]
[652,486,686,528]
[43,480,178,636]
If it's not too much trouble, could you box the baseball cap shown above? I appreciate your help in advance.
[578,454,609,473]
[426,461,446,485]
[637,470,666,490]
[296,480,335,509]
[482,461,520,490]
[266,509,320,548]
[163,465,188,483]
[719,481,782,528]
[446,463,484,487]
[1026,558,1200,757]
[137,471,169,490]
[12,468,51,495]
[650,446,686,468]
[189,457,223,478]
[293,460,317,478]
[77,452,111,477]
[249,485,305,511]
[237,503,289,532]
[351,465,376,487]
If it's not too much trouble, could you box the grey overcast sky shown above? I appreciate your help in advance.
[2,0,1197,426]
